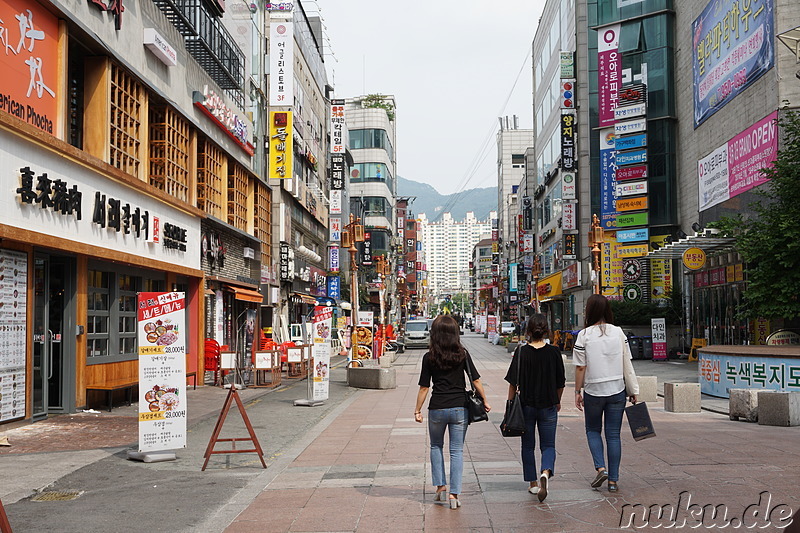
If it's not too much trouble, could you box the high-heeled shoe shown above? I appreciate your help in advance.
[434,489,447,501]
[449,496,461,509]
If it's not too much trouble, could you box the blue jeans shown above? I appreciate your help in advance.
[428,407,468,495]
[583,390,626,482]
[521,405,558,481]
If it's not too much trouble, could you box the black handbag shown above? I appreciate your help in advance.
[501,346,526,437]
[464,357,488,424]
[624,401,656,441]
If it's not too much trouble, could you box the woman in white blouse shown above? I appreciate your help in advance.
[573,294,639,493]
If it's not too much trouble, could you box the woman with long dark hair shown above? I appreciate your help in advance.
[573,294,639,493]
[504,313,565,502]
[414,315,491,509]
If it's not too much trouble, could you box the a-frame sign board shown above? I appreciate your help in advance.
[0,498,12,533]
[201,386,267,471]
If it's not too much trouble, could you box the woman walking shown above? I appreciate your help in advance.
[573,294,639,492]
[414,315,491,509]
[504,314,565,502]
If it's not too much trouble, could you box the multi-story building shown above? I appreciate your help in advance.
[420,211,493,310]
[496,121,533,321]
[1,0,267,420]
[470,238,495,316]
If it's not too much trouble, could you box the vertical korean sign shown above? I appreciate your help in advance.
[269,111,292,179]
[597,24,620,128]
[138,292,187,452]
[269,22,293,106]
[312,306,332,401]
[330,99,345,154]
[651,317,667,361]
[0,0,59,134]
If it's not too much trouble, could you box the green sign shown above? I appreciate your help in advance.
[616,212,649,228]
[623,283,643,302]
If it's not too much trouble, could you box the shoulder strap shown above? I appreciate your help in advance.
[464,353,475,391]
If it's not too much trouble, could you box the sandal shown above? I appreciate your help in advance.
[608,481,618,493]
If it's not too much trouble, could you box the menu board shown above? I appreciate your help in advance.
[0,249,27,422]
[137,292,187,452]
[312,306,332,401]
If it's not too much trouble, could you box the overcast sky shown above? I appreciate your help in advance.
[313,1,547,195]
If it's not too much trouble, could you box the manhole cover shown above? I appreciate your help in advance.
[31,490,84,502]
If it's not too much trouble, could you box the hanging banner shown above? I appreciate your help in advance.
[651,317,668,360]
[269,22,294,106]
[599,129,618,229]
[692,0,774,127]
[137,292,187,453]
[330,99,345,154]
[0,249,27,422]
[268,111,292,179]
[312,306,332,401]
[597,24,621,128]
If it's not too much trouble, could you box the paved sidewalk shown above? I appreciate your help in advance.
[224,333,800,532]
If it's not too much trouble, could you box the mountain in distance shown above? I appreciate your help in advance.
[397,176,497,222]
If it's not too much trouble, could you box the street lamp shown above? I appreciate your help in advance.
[341,214,365,362]
[532,255,542,313]
[375,254,389,359]
[587,213,603,295]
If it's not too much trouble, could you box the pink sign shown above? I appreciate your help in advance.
[597,25,620,128]
[727,111,777,197]
[616,164,648,181]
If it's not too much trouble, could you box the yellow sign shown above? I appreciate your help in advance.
[138,411,166,422]
[650,235,672,300]
[617,244,649,258]
[602,232,622,300]
[682,247,706,270]
[269,111,293,179]
[536,271,563,301]
[616,196,648,212]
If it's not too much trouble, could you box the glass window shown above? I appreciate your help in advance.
[619,20,643,53]
[363,197,391,218]
[352,162,393,184]
[349,128,394,160]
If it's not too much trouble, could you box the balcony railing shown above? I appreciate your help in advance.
[152,0,244,91]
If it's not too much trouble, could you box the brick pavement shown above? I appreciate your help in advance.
[225,333,800,533]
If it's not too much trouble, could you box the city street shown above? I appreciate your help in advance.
[1,332,799,532]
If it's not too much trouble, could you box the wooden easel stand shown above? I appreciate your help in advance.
[201,386,267,471]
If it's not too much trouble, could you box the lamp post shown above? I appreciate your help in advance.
[375,254,389,359]
[341,214,365,362]
[532,255,542,313]
[587,213,603,295]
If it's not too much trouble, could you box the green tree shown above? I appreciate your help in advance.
[715,110,800,319]
[362,94,395,121]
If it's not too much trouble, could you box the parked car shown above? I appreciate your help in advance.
[403,319,431,349]
[500,321,515,335]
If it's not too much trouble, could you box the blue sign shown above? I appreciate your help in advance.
[326,276,340,300]
[599,130,618,230]
[617,228,650,243]
[616,149,647,166]
[615,133,647,151]
[699,351,800,399]
[692,0,774,127]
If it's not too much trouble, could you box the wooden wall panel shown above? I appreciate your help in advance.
[83,56,110,162]
[75,256,88,407]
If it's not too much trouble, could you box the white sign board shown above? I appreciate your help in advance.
[0,249,26,422]
[269,23,294,106]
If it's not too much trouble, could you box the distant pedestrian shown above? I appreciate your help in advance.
[573,294,639,493]
[414,315,491,509]
[504,313,565,502]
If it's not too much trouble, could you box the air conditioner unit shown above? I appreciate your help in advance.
[243,247,255,260]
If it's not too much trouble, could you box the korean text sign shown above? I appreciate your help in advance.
[137,292,187,452]
[0,0,59,134]
[692,0,774,127]
[699,352,800,398]
[269,23,294,106]
[269,111,293,179]
[597,24,620,128]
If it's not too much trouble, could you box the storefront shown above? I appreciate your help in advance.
[1,118,203,421]
[537,271,565,334]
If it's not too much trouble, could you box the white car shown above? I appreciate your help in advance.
[500,321,515,335]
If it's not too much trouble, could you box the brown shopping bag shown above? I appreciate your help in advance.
[625,402,656,441]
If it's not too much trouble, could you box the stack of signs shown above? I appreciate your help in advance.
[137,292,187,453]
[612,83,650,301]
[560,104,579,258]
[312,306,333,401]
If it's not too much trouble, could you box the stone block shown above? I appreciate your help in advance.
[757,391,800,427]
[729,389,759,422]
[637,376,658,403]
[664,382,701,413]
[347,367,396,390]
[562,354,576,383]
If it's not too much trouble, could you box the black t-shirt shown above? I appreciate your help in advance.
[504,343,565,409]
[418,351,481,410]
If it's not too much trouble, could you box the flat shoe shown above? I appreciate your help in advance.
[537,473,548,502]
[591,469,608,488]
[528,486,539,495]
[608,482,618,493]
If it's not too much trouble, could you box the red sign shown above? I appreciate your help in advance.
[616,164,648,181]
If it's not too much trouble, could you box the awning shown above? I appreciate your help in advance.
[646,232,736,260]
[228,286,263,303]
[292,292,318,305]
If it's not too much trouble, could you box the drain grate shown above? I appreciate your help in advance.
[31,490,84,502]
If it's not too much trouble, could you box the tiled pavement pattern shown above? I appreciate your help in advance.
[225,335,800,532]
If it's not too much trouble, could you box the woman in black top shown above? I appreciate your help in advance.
[504,314,565,502]
[415,315,491,509]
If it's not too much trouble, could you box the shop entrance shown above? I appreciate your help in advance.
[32,254,76,419]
